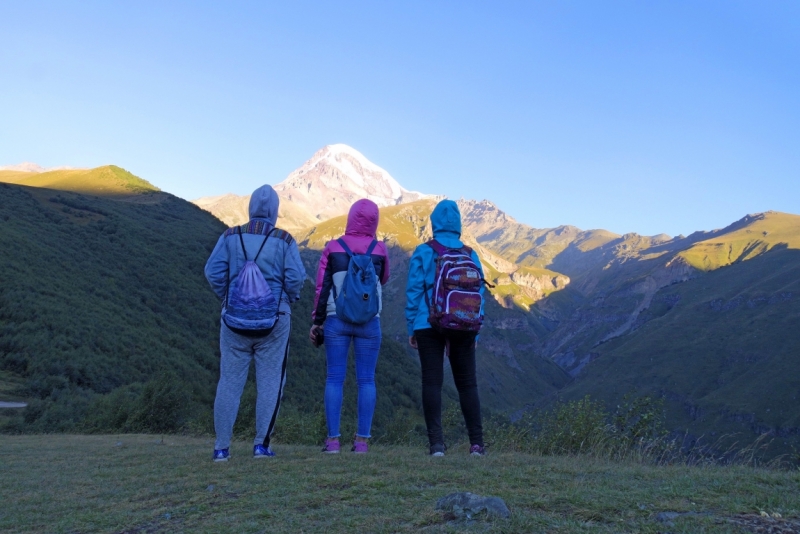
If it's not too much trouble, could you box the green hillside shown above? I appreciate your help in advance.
[678,211,800,271]
[0,165,160,196]
[0,180,424,436]
[554,246,800,455]
[0,182,223,431]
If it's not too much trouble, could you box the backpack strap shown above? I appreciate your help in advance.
[426,239,446,256]
[336,238,354,258]
[238,226,275,262]
[337,238,379,257]
[227,226,278,307]
[426,239,472,256]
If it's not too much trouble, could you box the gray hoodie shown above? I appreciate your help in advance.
[205,184,305,314]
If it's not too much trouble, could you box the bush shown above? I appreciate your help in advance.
[483,394,674,462]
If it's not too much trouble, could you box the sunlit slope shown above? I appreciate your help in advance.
[296,199,571,411]
[678,211,800,271]
[0,166,159,196]
[529,212,800,376]
[554,246,800,456]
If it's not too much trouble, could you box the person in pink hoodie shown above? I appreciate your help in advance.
[309,199,390,454]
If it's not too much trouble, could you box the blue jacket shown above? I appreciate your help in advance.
[405,200,485,336]
[205,184,305,315]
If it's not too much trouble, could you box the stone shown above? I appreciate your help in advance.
[436,492,511,520]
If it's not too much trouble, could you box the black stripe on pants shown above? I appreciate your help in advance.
[415,328,483,447]
[262,334,290,447]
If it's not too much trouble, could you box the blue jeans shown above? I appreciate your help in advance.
[324,315,381,438]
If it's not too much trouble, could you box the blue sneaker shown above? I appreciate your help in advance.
[253,444,275,458]
[213,448,230,462]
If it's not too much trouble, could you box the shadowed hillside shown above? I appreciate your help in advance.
[554,246,800,457]
[0,182,223,431]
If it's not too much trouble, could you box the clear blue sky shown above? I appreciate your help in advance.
[2,1,798,236]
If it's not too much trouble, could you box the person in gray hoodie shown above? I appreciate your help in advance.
[205,184,305,461]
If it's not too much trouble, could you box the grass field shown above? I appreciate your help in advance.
[1,435,799,533]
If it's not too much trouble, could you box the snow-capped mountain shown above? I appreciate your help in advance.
[273,144,428,220]
[193,144,431,230]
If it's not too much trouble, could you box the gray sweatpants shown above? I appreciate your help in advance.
[214,315,291,450]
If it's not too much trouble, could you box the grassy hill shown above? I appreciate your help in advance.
[0,181,224,431]
[678,211,800,271]
[0,165,159,196]
[2,435,799,533]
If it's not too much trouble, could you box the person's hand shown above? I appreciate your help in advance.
[409,335,418,350]
[309,325,322,345]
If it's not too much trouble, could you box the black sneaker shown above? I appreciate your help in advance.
[469,444,486,456]
[429,443,446,457]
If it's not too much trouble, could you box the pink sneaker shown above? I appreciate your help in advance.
[352,441,368,454]
[322,438,340,454]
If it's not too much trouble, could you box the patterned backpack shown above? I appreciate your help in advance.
[222,227,283,335]
[425,240,491,332]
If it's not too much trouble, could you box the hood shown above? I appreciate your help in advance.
[345,199,379,237]
[248,184,279,225]
[430,199,462,237]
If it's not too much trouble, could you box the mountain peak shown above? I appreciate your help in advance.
[273,144,429,220]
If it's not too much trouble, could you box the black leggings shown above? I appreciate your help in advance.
[415,328,483,447]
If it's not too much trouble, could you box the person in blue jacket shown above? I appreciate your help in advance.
[405,199,486,456]
[204,184,305,461]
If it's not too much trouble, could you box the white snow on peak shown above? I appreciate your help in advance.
[275,144,426,206]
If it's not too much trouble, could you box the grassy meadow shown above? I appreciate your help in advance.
[1,434,799,533]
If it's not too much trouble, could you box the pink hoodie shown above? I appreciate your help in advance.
[312,199,391,324]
